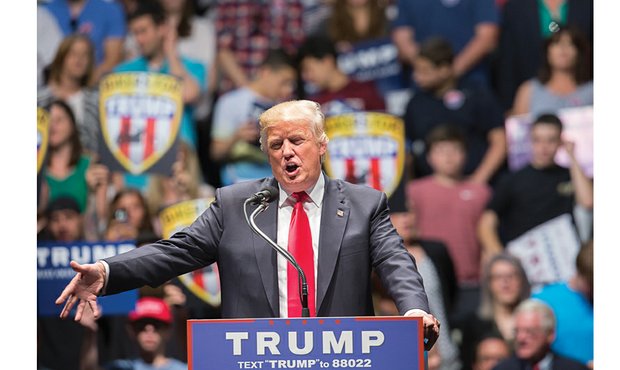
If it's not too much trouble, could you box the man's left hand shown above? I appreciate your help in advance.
[404,309,440,351]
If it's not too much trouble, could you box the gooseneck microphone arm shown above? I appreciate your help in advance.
[243,197,310,318]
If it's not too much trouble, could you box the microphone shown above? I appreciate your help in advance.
[243,188,311,318]
[246,186,279,205]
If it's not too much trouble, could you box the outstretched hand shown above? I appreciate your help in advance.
[55,261,106,321]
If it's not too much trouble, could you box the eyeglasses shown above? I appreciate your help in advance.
[489,272,519,282]
[514,327,546,337]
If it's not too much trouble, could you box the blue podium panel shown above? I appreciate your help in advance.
[188,317,424,370]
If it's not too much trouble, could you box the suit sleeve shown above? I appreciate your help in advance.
[369,192,430,314]
[103,188,225,295]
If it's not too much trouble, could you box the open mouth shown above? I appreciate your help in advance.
[285,163,300,175]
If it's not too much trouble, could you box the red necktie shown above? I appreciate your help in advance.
[287,192,315,317]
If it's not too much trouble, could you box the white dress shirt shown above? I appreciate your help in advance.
[276,174,324,317]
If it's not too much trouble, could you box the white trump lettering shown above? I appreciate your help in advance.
[226,332,249,356]
[322,331,353,354]
[288,331,313,355]
[71,246,91,265]
[257,332,281,355]
[51,247,70,267]
[361,331,384,354]
[37,248,50,268]
[226,330,385,356]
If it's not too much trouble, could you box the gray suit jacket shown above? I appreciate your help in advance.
[104,175,430,318]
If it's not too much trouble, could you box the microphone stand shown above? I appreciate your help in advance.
[244,198,310,318]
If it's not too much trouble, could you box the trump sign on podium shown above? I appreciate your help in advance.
[187,317,424,370]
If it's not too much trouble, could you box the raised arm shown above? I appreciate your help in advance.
[565,140,593,209]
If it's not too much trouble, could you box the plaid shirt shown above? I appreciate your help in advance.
[215,0,305,93]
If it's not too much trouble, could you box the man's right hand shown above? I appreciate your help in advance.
[55,261,106,321]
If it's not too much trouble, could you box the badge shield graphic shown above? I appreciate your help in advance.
[323,112,405,197]
[99,72,182,174]
[159,198,221,307]
[37,107,49,174]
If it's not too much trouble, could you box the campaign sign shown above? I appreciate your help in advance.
[188,317,424,370]
[37,240,138,316]
[507,213,581,287]
[37,107,49,174]
[337,37,408,98]
[159,198,221,307]
[98,72,182,175]
[323,112,405,198]
[505,105,593,177]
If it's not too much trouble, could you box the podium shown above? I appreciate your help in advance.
[187,316,425,369]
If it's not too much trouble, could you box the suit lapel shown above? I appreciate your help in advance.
[252,178,279,317]
[317,176,349,313]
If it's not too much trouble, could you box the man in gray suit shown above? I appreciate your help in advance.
[56,100,440,350]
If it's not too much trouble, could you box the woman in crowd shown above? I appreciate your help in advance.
[324,0,388,50]
[457,253,531,370]
[107,187,157,242]
[42,100,92,214]
[38,34,100,155]
[510,26,593,117]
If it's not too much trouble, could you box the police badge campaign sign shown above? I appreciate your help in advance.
[323,112,405,198]
[37,107,49,175]
[159,198,221,308]
[98,72,182,175]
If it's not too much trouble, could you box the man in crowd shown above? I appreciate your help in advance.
[113,0,205,151]
[298,35,385,117]
[471,335,509,370]
[477,113,593,263]
[210,49,297,185]
[493,299,588,370]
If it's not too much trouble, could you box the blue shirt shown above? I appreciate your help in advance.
[45,0,126,63]
[533,283,593,365]
[391,0,498,86]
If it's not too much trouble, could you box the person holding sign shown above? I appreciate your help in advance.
[477,114,593,275]
[56,99,441,351]
[113,0,205,150]
[297,35,386,117]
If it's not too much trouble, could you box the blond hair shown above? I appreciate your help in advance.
[258,100,329,152]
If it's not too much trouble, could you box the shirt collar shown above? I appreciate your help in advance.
[278,173,325,208]
[534,352,553,370]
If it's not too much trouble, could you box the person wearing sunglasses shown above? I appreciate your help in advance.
[79,297,187,370]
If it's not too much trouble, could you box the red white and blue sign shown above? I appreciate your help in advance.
[188,316,424,370]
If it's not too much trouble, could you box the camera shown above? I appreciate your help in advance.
[113,208,129,223]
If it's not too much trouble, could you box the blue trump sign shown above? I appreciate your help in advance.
[37,240,138,316]
[337,37,409,98]
[188,317,424,370]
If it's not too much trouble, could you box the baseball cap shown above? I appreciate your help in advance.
[46,195,81,217]
[128,297,172,324]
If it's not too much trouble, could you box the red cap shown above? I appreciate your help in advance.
[128,297,172,324]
